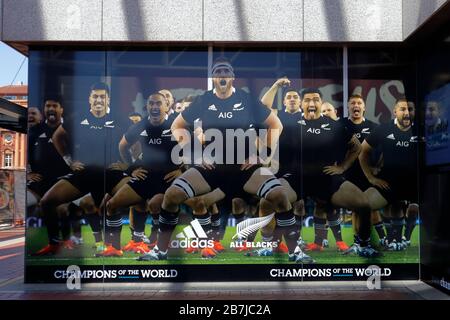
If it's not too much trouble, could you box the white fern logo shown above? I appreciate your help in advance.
[232,213,275,240]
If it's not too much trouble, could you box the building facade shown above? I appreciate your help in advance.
[0,85,27,169]
[0,1,449,292]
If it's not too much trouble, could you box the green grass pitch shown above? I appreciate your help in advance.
[26,224,419,266]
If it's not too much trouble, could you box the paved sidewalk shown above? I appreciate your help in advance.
[0,227,448,300]
[0,227,24,286]
[0,278,448,300]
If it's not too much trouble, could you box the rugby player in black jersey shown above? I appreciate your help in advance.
[297,88,379,258]
[340,95,387,248]
[104,92,183,255]
[139,58,311,263]
[261,80,349,256]
[359,98,419,251]
[35,83,131,257]
[28,98,76,254]
[242,78,309,257]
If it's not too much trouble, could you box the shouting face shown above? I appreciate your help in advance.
[89,89,110,118]
[301,93,322,120]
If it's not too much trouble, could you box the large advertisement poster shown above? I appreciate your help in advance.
[25,48,419,283]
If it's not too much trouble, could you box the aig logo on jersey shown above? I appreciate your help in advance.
[307,128,321,135]
[396,136,418,148]
[218,112,233,119]
[148,138,162,145]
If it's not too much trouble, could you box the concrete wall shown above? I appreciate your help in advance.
[304,0,402,41]
[2,0,102,41]
[402,0,448,39]
[0,0,448,42]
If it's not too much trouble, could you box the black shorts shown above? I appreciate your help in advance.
[374,171,418,203]
[302,173,346,202]
[345,163,371,192]
[27,177,58,198]
[278,170,301,196]
[195,164,264,200]
[128,170,171,200]
[60,167,128,207]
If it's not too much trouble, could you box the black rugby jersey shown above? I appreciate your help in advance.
[341,117,380,175]
[299,115,353,176]
[365,122,418,175]
[28,122,70,177]
[341,118,378,143]
[124,118,180,172]
[181,88,271,164]
[63,111,122,167]
[275,110,302,171]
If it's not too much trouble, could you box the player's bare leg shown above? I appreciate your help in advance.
[145,168,212,259]
[243,167,313,263]
[333,181,379,257]
[35,180,85,255]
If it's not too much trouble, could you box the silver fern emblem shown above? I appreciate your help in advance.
[232,213,275,240]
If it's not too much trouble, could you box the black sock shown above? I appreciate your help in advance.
[391,217,405,242]
[355,234,370,247]
[234,212,245,224]
[157,209,179,252]
[313,217,328,246]
[59,214,71,241]
[211,213,221,241]
[373,222,386,240]
[105,215,122,250]
[404,214,417,241]
[131,209,148,242]
[356,207,371,243]
[295,215,303,234]
[383,217,393,242]
[41,204,60,245]
[275,210,298,254]
[261,229,274,243]
[327,211,343,242]
[68,203,82,238]
[86,213,103,243]
[149,213,159,243]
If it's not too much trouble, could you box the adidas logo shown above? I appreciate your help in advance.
[81,119,89,125]
[387,133,395,140]
[176,219,207,239]
[140,130,148,136]
[208,104,218,111]
[38,133,47,138]
[171,219,214,249]
[297,120,306,125]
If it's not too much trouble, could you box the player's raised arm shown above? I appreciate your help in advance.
[263,112,283,150]
[261,77,291,110]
